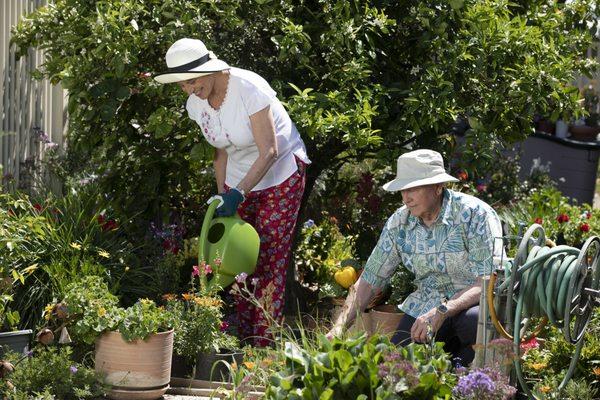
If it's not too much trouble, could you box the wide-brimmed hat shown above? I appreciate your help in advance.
[382,149,458,192]
[154,38,230,84]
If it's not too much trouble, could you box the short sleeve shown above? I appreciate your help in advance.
[361,214,402,290]
[466,207,498,276]
[185,95,200,122]
[238,77,276,116]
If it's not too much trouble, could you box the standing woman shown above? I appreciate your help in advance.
[154,38,310,346]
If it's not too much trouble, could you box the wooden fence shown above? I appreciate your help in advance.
[1,0,66,193]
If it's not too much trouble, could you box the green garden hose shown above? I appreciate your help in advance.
[490,224,600,398]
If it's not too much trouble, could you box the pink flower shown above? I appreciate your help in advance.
[213,258,222,266]
[476,184,487,193]
[235,272,248,283]
[556,214,570,224]
[204,264,213,274]
[520,336,539,353]
[220,321,229,332]
[191,265,200,277]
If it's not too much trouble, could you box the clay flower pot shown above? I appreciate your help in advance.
[569,125,600,141]
[369,304,404,337]
[95,330,173,400]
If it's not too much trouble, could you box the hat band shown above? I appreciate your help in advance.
[167,53,211,73]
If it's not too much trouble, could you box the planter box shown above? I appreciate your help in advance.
[168,377,264,399]
[171,349,244,382]
[0,329,32,357]
[518,133,600,205]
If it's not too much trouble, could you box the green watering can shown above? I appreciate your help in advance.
[199,198,260,291]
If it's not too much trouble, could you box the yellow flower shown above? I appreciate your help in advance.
[43,303,54,320]
[70,242,82,250]
[98,307,106,317]
[162,293,177,302]
[592,367,600,376]
[261,358,273,368]
[539,385,552,393]
[140,298,153,305]
[243,361,255,370]
[98,250,110,258]
[182,293,194,301]
[531,362,547,371]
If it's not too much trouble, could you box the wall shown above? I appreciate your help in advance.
[1,0,66,193]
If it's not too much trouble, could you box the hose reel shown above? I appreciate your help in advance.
[486,224,600,397]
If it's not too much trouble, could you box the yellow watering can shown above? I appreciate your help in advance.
[199,198,260,291]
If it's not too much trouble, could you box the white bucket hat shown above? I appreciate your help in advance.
[382,149,458,192]
[154,38,230,84]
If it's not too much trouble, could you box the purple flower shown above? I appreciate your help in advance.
[69,365,78,374]
[452,370,496,398]
[303,219,315,228]
[235,272,248,283]
[26,350,34,358]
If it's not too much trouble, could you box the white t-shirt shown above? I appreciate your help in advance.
[186,67,310,191]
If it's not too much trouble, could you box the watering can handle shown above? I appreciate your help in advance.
[199,198,220,267]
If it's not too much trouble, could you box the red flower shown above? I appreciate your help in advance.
[534,217,543,225]
[220,321,229,332]
[579,223,590,232]
[556,214,570,224]
[101,219,118,232]
[586,211,592,219]
[97,214,106,224]
[520,336,539,353]
[33,203,43,212]
[456,170,468,181]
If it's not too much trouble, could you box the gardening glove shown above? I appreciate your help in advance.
[214,188,244,217]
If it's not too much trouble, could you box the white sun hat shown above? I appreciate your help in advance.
[382,149,458,192]
[154,38,230,84]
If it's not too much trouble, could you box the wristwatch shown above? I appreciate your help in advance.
[437,303,448,315]
[436,298,449,316]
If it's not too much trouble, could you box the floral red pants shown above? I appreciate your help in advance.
[228,159,306,346]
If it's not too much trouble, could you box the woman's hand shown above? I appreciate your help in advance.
[214,188,244,217]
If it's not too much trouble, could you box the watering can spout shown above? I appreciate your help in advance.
[199,199,260,290]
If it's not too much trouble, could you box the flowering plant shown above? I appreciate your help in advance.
[294,214,357,298]
[164,256,238,362]
[45,275,173,345]
[452,367,516,400]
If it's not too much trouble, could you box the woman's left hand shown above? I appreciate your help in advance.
[215,188,244,217]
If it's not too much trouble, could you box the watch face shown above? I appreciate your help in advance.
[438,304,448,314]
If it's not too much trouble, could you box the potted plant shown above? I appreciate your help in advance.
[165,259,241,382]
[47,276,174,400]
[0,276,32,358]
[570,85,600,141]
[369,267,414,337]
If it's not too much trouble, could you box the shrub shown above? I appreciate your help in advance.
[0,346,104,399]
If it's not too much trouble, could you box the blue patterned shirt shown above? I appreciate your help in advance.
[361,189,503,318]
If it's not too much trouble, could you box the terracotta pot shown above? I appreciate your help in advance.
[95,330,173,400]
[369,304,404,337]
[569,125,600,141]
[332,306,371,336]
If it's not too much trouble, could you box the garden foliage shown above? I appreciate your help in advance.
[10,0,599,237]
